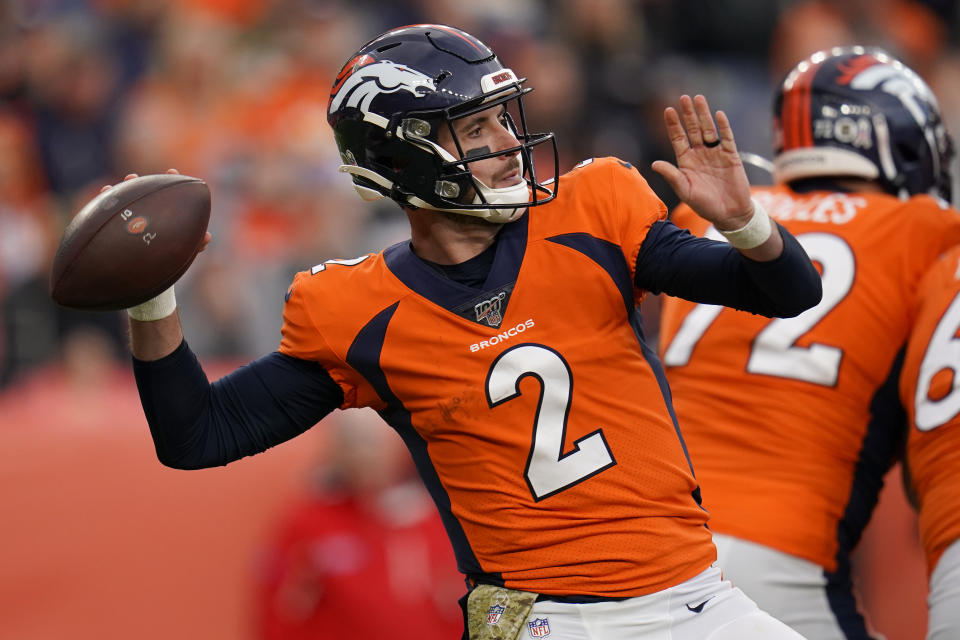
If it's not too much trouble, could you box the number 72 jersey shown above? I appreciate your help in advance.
[901,245,960,575]
[659,186,960,572]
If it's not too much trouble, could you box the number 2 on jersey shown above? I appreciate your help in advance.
[663,232,854,386]
[486,344,616,501]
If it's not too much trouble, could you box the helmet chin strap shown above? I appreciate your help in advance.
[339,153,531,223]
[448,150,530,223]
[466,175,530,223]
[407,183,528,223]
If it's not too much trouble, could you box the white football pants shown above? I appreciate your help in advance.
[713,532,880,640]
[520,563,807,639]
[928,538,960,640]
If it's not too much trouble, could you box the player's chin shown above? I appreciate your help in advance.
[441,208,502,229]
[502,206,528,223]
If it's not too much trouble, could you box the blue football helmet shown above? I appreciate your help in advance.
[774,46,953,203]
[327,24,558,223]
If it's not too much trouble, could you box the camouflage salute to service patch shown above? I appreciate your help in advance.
[467,584,537,640]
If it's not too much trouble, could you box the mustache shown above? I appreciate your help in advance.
[493,156,523,183]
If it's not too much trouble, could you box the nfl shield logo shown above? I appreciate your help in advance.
[528,617,551,638]
[486,603,505,625]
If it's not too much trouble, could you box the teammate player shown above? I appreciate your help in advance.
[125,25,821,639]
[900,245,960,640]
[658,46,960,639]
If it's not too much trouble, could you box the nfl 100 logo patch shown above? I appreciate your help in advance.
[486,603,505,625]
[528,617,551,638]
[475,291,507,327]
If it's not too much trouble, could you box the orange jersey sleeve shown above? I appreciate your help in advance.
[280,255,399,410]
[901,245,960,575]
[550,157,668,303]
[277,158,712,597]
[659,186,960,571]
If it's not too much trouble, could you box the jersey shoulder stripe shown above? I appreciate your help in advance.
[279,251,405,409]
[535,157,666,297]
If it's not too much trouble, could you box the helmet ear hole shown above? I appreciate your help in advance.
[896,141,920,165]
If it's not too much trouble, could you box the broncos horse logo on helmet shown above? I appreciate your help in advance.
[774,46,954,203]
[329,60,437,115]
[326,24,558,223]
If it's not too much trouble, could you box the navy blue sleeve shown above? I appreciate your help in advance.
[635,220,822,317]
[133,340,343,470]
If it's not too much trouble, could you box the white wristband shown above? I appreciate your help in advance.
[719,198,773,249]
[127,285,177,321]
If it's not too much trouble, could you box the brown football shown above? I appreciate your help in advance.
[50,174,211,310]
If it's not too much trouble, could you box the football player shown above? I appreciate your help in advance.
[900,245,960,640]
[125,25,820,639]
[658,46,960,639]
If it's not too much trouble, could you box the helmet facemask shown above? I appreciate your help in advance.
[338,76,558,223]
[410,84,556,222]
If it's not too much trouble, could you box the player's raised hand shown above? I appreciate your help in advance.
[651,94,754,231]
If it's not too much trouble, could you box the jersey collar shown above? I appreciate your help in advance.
[383,212,528,327]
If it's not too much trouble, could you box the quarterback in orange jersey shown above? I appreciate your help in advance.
[121,25,820,639]
[900,245,960,640]
[278,156,721,597]
[659,47,960,640]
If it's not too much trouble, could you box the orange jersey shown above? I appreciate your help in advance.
[659,186,960,571]
[278,158,714,597]
[901,245,960,575]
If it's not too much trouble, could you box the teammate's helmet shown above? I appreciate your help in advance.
[774,46,953,203]
[327,24,558,223]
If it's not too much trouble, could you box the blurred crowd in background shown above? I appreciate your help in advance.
[1,0,959,388]
[0,1,958,638]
